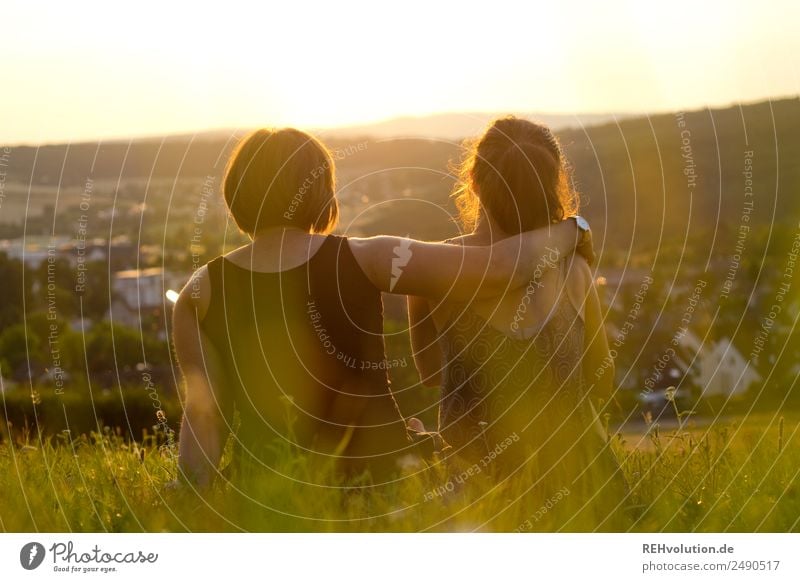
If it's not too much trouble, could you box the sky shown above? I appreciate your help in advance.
[2,0,798,144]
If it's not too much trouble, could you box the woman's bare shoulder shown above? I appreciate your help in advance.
[177,264,212,320]
[567,253,592,282]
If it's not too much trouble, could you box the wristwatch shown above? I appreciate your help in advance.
[571,215,590,241]
[572,215,590,233]
[570,215,593,264]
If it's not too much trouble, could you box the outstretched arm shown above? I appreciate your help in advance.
[173,268,230,487]
[348,219,586,300]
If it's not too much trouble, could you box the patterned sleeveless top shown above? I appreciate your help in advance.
[438,257,623,500]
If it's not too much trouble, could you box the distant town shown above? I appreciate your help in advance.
[1,97,799,428]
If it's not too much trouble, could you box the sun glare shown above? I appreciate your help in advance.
[0,0,797,143]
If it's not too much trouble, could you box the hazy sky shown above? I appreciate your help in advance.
[2,0,798,144]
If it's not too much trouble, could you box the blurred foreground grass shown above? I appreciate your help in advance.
[0,414,798,532]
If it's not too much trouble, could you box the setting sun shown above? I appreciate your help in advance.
[2,0,797,143]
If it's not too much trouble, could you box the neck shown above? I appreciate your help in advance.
[473,212,510,242]
[251,226,310,242]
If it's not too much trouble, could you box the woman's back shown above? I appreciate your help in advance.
[437,254,598,465]
[434,251,627,528]
[200,234,411,480]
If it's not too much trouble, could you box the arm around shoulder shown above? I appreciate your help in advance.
[347,220,581,301]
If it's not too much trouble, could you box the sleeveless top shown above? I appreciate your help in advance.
[200,235,412,480]
[438,257,624,503]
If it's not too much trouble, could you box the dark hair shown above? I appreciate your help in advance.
[223,128,339,236]
[453,116,577,234]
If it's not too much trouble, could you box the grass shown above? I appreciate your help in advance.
[0,413,798,532]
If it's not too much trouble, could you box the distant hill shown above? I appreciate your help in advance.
[315,111,630,140]
[0,111,629,187]
[1,97,798,254]
[559,97,800,254]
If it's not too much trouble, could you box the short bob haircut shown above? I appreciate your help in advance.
[223,128,339,236]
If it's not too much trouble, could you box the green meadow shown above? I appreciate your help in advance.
[1,413,797,532]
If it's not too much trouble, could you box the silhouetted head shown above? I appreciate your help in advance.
[453,117,577,234]
[223,128,339,236]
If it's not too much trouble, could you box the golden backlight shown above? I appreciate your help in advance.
[1,0,797,143]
